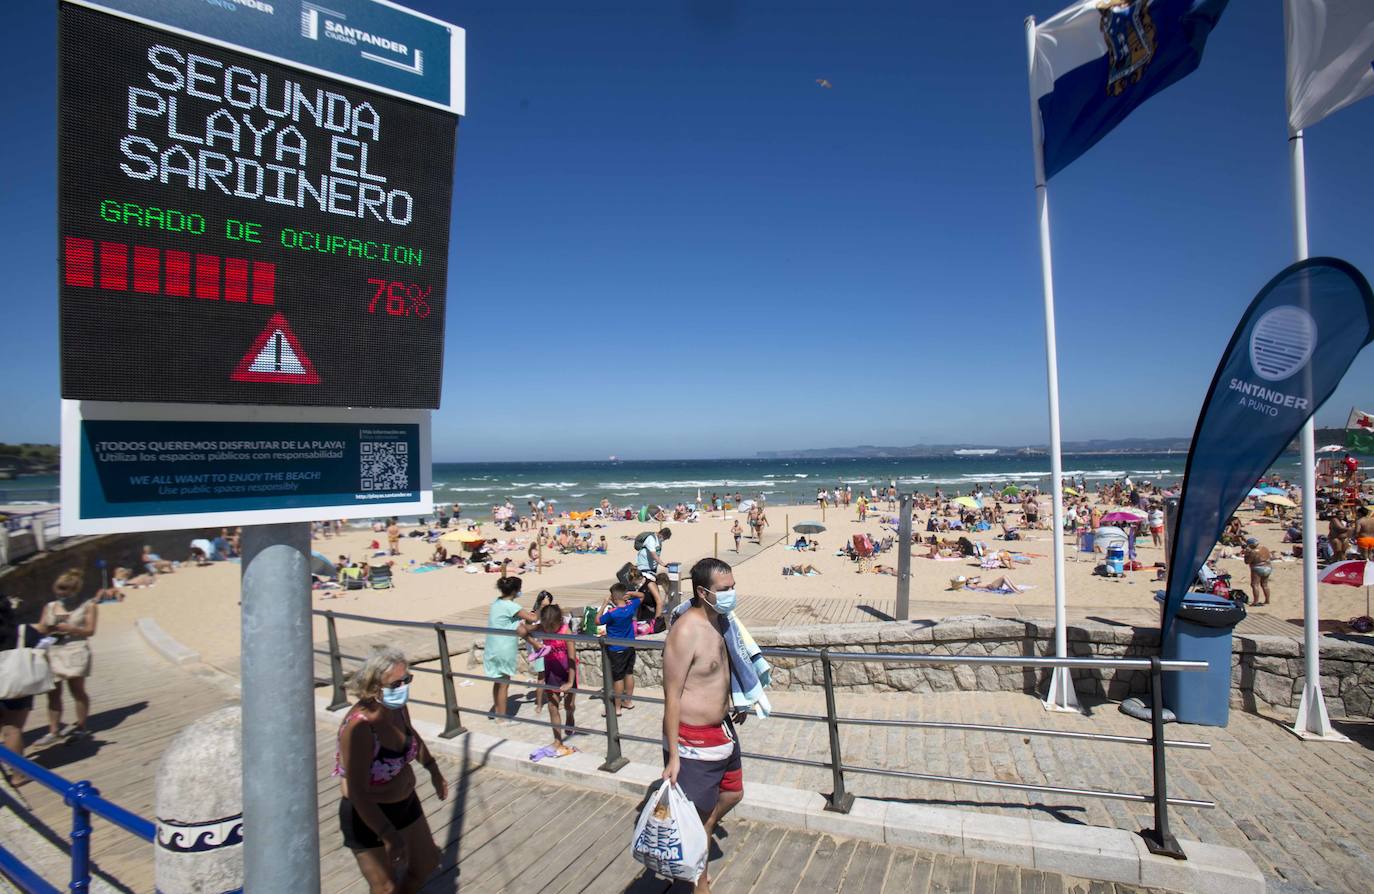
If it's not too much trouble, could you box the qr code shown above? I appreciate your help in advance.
[360,441,409,491]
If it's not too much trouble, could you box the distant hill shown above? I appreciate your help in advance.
[0,443,59,476]
[757,430,1358,460]
[756,438,1191,459]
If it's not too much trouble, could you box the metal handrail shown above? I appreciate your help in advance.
[315,609,1208,672]
[317,607,1207,858]
[0,746,154,893]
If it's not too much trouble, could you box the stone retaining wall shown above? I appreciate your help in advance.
[465,615,1374,719]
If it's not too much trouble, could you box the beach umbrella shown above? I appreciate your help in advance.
[737,499,757,513]
[440,530,484,544]
[1062,487,1080,496]
[1260,486,1287,495]
[1317,444,1344,454]
[1319,559,1374,617]
[793,521,826,534]
[1001,485,1020,495]
[952,496,982,509]
[1247,488,1265,497]
[1262,494,1297,508]
[1100,511,1144,525]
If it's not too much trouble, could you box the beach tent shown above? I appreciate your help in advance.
[310,551,336,578]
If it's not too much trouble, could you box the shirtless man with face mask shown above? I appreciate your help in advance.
[661,557,744,893]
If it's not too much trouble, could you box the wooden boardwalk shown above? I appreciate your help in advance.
[0,623,1145,893]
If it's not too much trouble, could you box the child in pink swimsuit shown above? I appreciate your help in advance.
[539,604,578,756]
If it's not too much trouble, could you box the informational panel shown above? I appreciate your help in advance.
[58,3,458,408]
[68,0,465,114]
[61,401,432,534]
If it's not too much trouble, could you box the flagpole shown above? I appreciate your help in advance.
[1287,129,1345,741]
[1025,16,1079,713]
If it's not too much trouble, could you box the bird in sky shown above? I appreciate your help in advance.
[815,78,832,89]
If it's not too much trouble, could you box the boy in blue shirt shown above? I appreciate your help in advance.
[599,583,641,715]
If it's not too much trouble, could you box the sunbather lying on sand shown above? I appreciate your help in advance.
[972,576,1023,593]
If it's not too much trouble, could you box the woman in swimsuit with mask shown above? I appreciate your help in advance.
[335,647,448,893]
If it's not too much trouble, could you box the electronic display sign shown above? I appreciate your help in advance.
[58,5,457,408]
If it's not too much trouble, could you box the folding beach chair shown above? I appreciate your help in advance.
[368,564,395,590]
[852,534,875,573]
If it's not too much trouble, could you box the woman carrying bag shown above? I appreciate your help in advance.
[34,569,97,745]
[0,596,52,785]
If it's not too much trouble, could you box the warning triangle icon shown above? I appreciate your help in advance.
[230,312,321,384]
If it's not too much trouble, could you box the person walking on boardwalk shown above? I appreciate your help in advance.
[0,596,44,785]
[662,558,746,894]
[34,569,96,745]
[334,647,447,894]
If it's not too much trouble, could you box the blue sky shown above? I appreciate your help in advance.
[3,1,1373,461]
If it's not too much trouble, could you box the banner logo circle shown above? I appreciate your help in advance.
[1249,305,1317,382]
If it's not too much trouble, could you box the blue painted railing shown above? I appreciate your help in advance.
[0,746,154,894]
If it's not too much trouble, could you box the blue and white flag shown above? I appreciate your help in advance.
[1162,259,1374,636]
[1030,0,1229,180]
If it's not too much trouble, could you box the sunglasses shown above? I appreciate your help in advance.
[383,674,414,690]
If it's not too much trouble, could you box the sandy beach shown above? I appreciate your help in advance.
[92,494,1349,669]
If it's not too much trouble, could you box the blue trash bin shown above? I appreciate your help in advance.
[1156,591,1246,726]
[1106,545,1125,575]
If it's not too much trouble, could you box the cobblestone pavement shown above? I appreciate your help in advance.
[433,682,1374,894]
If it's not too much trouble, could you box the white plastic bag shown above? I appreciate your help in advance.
[631,782,708,883]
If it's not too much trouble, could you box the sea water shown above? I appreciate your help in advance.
[429,454,1189,512]
[14,449,1359,519]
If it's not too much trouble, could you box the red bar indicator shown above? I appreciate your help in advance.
[133,246,159,294]
[251,261,275,306]
[224,258,249,303]
[165,250,190,297]
[195,254,220,300]
[64,237,95,287]
[99,242,128,291]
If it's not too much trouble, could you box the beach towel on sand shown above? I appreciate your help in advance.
[672,602,772,718]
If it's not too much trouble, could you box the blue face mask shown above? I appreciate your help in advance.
[380,683,409,709]
[706,588,737,615]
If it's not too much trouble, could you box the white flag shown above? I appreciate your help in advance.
[1286,0,1374,133]
[1347,408,1374,430]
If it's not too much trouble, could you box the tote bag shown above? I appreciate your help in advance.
[0,633,53,699]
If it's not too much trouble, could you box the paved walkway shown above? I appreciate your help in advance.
[1,624,1141,893]
[435,680,1374,894]
[0,627,235,892]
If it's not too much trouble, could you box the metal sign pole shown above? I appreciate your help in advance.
[240,523,320,893]
[896,496,913,621]
[1287,130,1346,742]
